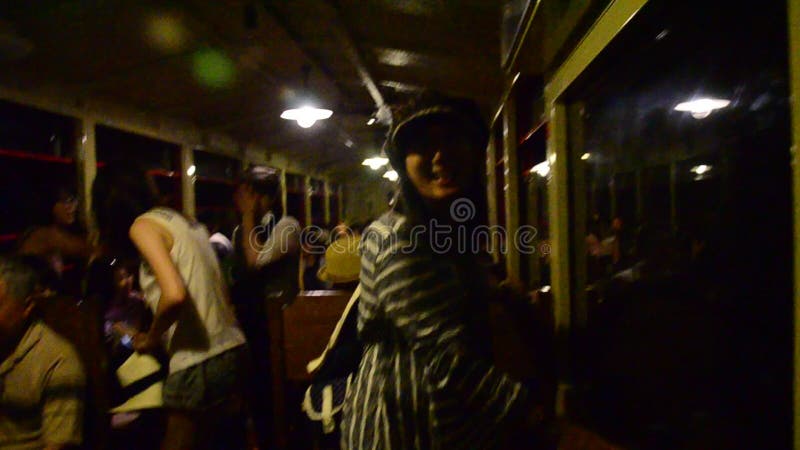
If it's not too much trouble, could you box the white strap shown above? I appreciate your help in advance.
[321,385,334,433]
[306,284,361,374]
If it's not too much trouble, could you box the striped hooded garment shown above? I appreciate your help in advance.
[340,211,529,450]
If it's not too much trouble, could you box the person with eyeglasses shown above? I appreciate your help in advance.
[17,184,93,296]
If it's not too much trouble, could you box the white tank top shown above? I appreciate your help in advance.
[137,208,246,373]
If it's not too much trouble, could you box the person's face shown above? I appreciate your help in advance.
[114,267,134,296]
[403,121,479,205]
[52,195,78,227]
[0,281,34,345]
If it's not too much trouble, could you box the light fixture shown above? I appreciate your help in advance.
[362,157,389,170]
[383,170,399,181]
[674,98,730,119]
[690,164,712,175]
[186,164,196,176]
[531,161,550,177]
[280,65,333,128]
[581,153,591,161]
[366,117,377,126]
[281,106,333,128]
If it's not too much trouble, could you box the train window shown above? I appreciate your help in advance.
[285,173,306,226]
[309,178,325,226]
[564,1,791,448]
[0,101,77,253]
[194,150,240,235]
[329,183,341,225]
[516,77,551,289]
[518,126,549,289]
[96,126,182,210]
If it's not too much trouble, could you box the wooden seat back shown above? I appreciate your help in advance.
[281,290,353,382]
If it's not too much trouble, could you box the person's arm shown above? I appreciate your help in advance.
[364,231,536,444]
[253,217,300,267]
[41,349,86,449]
[18,227,92,259]
[129,218,187,353]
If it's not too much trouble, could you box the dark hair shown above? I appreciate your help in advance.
[240,165,281,199]
[387,91,489,179]
[388,93,490,237]
[92,162,158,257]
[29,181,82,231]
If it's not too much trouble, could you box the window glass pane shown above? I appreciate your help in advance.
[567,1,792,448]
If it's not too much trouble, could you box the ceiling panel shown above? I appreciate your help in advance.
[0,0,509,173]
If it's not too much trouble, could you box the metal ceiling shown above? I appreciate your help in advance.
[0,0,504,175]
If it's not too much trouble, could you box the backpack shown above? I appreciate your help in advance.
[301,285,362,433]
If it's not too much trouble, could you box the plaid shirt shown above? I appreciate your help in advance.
[0,321,85,450]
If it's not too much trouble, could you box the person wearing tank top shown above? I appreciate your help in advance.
[92,163,248,449]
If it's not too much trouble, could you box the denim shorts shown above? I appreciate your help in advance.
[162,346,246,411]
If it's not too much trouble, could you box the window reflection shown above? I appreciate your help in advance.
[567,1,792,448]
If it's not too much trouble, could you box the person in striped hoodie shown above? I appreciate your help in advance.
[340,93,544,450]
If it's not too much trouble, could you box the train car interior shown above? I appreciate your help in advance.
[0,1,798,449]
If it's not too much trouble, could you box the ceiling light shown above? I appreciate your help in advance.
[383,170,399,181]
[367,117,376,126]
[280,65,333,128]
[186,164,196,176]
[531,161,550,177]
[362,157,389,170]
[581,153,591,161]
[280,105,333,128]
[690,164,712,175]
[674,98,730,119]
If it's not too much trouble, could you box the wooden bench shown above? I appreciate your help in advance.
[267,290,353,449]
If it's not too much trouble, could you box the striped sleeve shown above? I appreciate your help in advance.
[370,240,529,443]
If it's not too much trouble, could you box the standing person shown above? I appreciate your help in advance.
[0,256,86,450]
[92,163,248,449]
[230,166,301,449]
[340,93,543,450]
[232,165,301,300]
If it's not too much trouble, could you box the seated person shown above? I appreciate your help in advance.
[17,184,93,297]
[316,232,360,291]
[0,256,86,450]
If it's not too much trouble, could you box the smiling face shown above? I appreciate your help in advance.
[402,118,480,207]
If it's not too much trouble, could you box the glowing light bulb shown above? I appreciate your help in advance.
[675,98,730,119]
[531,161,550,177]
[297,117,316,128]
[186,164,196,176]
[280,105,332,129]
[383,170,399,181]
[690,164,712,175]
[362,157,389,170]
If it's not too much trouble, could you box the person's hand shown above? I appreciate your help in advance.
[132,332,160,354]
[234,184,259,215]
